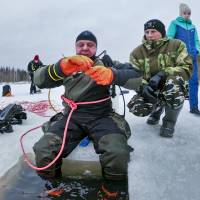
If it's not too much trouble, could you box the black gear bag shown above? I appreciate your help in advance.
[0,104,27,134]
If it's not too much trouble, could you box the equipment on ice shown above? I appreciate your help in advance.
[0,104,27,134]
[2,84,12,97]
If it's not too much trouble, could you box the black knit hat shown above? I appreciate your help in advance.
[144,19,166,37]
[76,30,97,45]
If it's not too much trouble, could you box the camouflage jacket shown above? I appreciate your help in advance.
[129,37,192,85]
[34,57,142,116]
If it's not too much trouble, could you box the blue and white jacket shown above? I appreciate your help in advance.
[167,16,200,56]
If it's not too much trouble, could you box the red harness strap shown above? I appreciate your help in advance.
[20,95,111,171]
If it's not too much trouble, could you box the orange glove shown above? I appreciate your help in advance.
[60,55,93,75]
[85,66,114,85]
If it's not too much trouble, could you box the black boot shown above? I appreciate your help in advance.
[147,105,164,125]
[97,179,129,200]
[190,108,200,115]
[160,106,182,138]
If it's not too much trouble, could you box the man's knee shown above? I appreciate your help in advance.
[162,76,186,109]
[33,133,62,167]
[110,112,131,139]
[98,134,132,180]
[33,133,63,179]
[127,94,154,117]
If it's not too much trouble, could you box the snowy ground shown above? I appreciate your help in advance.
[0,82,200,200]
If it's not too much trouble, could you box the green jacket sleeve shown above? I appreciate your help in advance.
[129,52,148,86]
[34,63,64,89]
[164,41,192,81]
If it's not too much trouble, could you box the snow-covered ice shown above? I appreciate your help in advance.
[0,82,200,200]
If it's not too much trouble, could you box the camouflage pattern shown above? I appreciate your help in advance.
[128,75,186,116]
[162,75,186,109]
[130,38,192,82]
[127,94,154,117]
[128,37,192,117]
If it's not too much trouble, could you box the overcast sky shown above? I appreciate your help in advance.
[0,0,200,70]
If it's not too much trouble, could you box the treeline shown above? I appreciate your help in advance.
[0,66,28,83]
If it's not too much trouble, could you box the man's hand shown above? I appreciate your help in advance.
[85,66,114,85]
[142,85,157,104]
[149,71,166,90]
[60,55,93,75]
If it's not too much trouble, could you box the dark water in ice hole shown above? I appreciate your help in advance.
[0,159,104,200]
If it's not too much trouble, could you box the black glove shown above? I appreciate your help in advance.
[102,54,114,67]
[149,71,166,90]
[142,85,157,104]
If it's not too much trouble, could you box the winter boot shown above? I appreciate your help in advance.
[190,108,200,115]
[97,180,129,200]
[160,106,182,138]
[147,105,164,125]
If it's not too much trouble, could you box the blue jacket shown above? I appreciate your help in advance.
[167,16,200,56]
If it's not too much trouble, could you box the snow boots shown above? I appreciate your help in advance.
[190,107,200,115]
[160,106,182,138]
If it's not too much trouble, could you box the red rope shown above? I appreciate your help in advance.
[20,95,111,171]
[20,101,50,117]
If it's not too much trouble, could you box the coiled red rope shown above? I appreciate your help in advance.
[20,101,51,117]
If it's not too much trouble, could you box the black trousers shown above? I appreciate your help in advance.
[34,111,132,180]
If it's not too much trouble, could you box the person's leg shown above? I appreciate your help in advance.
[146,104,164,125]
[30,82,34,94]
[89,114,131,199]
[33,83,37,93]
[160,105,183,137]
[189,57,199,114]
[90,114,132,180]
[33,113,84,179]
[33,132,63,179]
[29,74,34,94]
[160,76,185,137]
